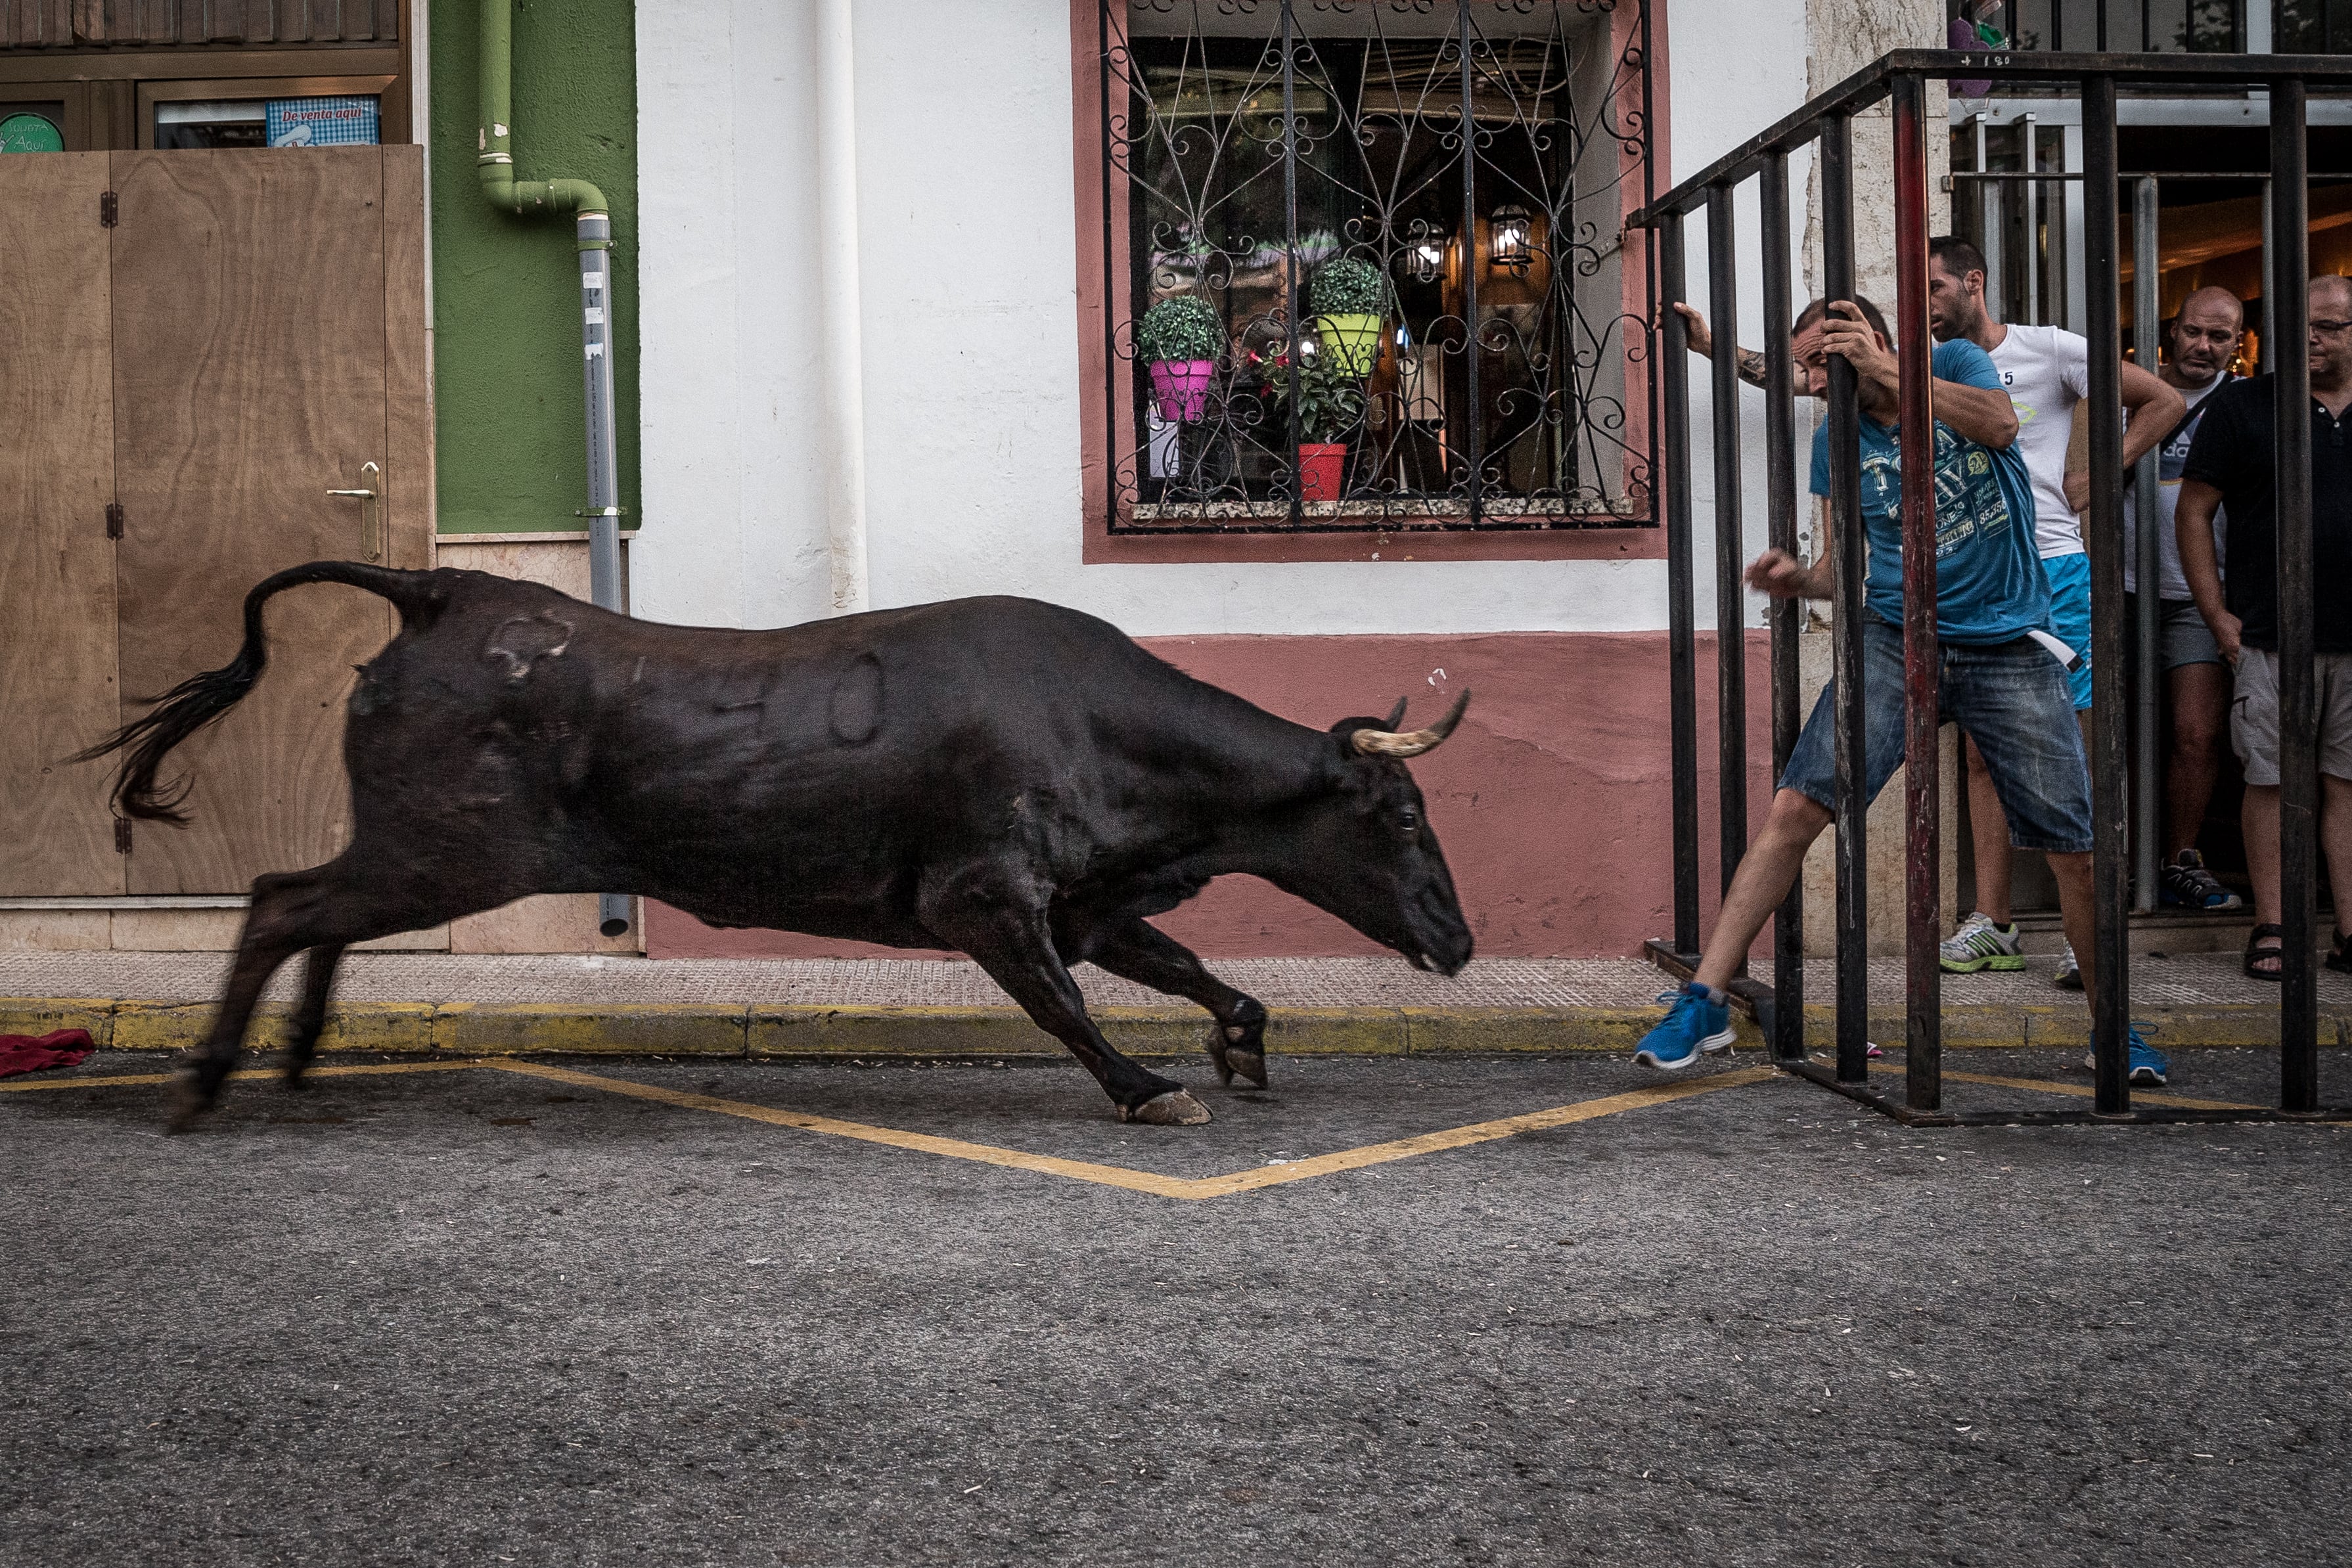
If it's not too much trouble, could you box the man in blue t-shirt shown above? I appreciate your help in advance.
[1637,296,2167,1085]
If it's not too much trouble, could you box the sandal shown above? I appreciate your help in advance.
[2328,930,2351,976]
[2244,923,2286,982]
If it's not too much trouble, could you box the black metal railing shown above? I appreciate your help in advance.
[1632,47,2352,1125]
[1100,0,1655,532]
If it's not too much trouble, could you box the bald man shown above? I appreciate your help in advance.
[2177,275,2352,981]
[2124,286,2249,914]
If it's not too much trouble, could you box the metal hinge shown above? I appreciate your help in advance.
[105,501,124,539]
[99,190,117,227]
[114,819,131,854]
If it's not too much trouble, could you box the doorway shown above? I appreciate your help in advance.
[0,145,431,897]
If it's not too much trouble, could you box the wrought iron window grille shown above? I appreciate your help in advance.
[1100,0,1656,533]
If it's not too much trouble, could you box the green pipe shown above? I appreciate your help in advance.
[477,0,608,219]
[477,0,629,940]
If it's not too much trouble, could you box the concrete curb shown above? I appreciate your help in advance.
[7,996,2346,1058]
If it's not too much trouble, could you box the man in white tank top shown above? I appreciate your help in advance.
[1924,236,2186,987]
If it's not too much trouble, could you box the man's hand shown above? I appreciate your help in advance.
[2205,606,2244,667]
[1819,301,1897,393]
[1746,548,1824,600]
[2064,470,2090,513]
[1671,301,1715,359]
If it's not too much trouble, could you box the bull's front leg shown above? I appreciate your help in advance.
[924,881,1210,1126]
[1069,916,1269,1090]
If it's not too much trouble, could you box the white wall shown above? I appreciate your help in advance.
[633,0,1819,638]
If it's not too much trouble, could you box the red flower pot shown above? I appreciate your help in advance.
[1297,443,1347,501]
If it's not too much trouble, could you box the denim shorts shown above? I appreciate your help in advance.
[1780,614,2096,853]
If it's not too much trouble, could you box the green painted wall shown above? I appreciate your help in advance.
[430,0,639,535]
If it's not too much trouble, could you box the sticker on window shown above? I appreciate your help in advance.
[265,97,379,148]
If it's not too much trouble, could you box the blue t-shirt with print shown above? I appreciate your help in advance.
[1807,338,2047,645]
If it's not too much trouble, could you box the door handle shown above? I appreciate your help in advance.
[328,461,384,562]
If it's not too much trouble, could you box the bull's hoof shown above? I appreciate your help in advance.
[283,1059,311,1090]
[1119,1088,1212,1127]
[1206,1023,1269,1090]
[164,1080,214,1135]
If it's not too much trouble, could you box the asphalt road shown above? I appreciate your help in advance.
[3,1048,2348,1567]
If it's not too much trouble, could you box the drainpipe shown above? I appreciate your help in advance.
[816,0,871,615]
[479,0,633,941]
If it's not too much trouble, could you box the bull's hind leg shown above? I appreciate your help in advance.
[173,857,461,1132]
[281,943,348,1090]
[924,885,1210,1126]
[1072,918,1270,1090]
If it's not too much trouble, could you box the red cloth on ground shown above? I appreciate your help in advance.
[0,1029,95,1079]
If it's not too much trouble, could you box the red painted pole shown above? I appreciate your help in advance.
[1891,74,1941,1112]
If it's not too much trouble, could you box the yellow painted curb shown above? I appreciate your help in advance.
[435,1002,748,1056]
[1402,1006,1664,1054]
[13,995,2346,1060]
[2019,1003,2342,1050]
[0,997,114,1047]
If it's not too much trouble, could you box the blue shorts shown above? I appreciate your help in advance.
[1779,614,2095,853]
[2041,551,2094,710]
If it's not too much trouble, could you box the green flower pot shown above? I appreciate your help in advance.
[1315,313,1383,376]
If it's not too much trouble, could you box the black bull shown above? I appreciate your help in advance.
[82,562,1474,1131]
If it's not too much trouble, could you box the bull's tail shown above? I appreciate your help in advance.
[72,560,447,825]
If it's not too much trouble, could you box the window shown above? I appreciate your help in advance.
[2274,0,2352,51]
[1099,1,1655,532]
[139,78,392,150]
[1968,1,2246,52]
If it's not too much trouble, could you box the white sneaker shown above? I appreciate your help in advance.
[1939,911,2025,974]
[2056,941,2082,991]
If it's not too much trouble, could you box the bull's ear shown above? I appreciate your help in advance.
[1382,696,1409,730]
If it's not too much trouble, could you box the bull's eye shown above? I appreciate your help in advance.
[1397,809,1419,832]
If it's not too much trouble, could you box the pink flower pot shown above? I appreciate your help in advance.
[1148,359,1215,424]
[1298,443,1347,502]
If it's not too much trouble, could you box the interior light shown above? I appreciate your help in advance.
[1489,204,1533,276]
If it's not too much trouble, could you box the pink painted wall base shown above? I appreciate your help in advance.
[646,629,1774,960]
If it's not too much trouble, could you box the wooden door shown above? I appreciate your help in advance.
[109,145,431,893]
[0,152,124,895]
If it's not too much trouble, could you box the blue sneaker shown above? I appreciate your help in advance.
[1633,984,1734,1070]
[2083,1023,2169,1086]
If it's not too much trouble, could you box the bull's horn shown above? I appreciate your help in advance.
[1383,696,1410,730]
[1351,689,1472,758]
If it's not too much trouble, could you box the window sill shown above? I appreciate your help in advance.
[1085,517,1665,564]
[1127,497,1648,529]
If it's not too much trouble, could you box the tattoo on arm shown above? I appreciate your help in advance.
[1736,347,1768,388]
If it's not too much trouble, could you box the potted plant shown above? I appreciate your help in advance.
[1265,350,1367,503]
[1307,254,1389,376]
[1134,294,1224,424]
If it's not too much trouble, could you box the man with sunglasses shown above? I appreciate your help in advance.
[2176,275,2352,982]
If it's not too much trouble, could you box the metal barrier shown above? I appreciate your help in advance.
[1631,49,2352,1125]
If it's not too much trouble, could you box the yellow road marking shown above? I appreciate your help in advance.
[1864,1061,2257,1113]
[1183,1067,1777,1198]
[491,1058,1775,1200]
[0,1059,478,1094]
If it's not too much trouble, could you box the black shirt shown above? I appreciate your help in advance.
[2179,374,2352,653]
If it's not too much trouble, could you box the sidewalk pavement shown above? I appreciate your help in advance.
[3,949,2345,1060]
